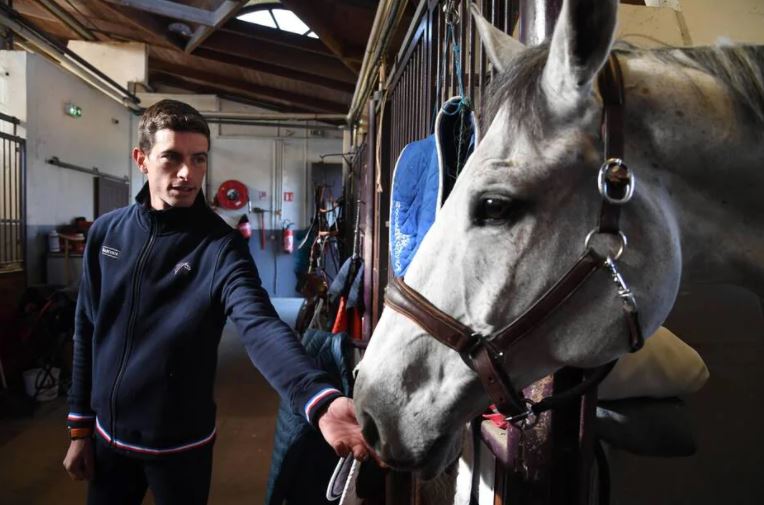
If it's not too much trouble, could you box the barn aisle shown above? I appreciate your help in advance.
[0,298,302,505]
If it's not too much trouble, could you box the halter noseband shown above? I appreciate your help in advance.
[383,55,644,425]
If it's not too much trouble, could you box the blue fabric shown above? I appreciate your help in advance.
[389,136,440,277]
[264,330,354,505]
[389,96,479,277]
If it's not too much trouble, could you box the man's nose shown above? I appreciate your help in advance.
[177,163,190,180]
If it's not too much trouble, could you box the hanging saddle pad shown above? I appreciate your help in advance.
[389,96,479,277]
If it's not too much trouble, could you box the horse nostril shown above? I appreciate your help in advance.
[359,410,380,449]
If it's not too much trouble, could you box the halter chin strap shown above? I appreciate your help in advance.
[383,55,644,423]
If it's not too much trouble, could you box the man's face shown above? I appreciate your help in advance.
[133,129,209,210]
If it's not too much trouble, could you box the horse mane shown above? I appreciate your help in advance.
[481,41,764,134]
[617,43,764,124]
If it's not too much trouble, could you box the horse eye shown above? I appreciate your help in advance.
[475,196,517,224]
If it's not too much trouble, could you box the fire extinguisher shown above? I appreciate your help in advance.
[282,221,294,254]
[238,214,252,239]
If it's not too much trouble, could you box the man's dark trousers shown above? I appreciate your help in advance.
[87,436,214,505]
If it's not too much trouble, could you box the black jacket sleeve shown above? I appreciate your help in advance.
[67,224,100,430]
[213,234,342,427]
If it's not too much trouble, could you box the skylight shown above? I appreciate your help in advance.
[237,7,318,38]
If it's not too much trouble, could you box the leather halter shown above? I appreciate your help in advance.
[384,55,644,423]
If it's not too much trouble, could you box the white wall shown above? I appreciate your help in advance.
[0,51,27,136]
[1,51,132,283]
[67,41,148,89]
[25,53,131,226]
[618,0,764,47]
[681,0,764,45]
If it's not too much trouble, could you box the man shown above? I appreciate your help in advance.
[63,99,371,504]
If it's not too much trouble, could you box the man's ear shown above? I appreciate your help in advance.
[132,147,148,174]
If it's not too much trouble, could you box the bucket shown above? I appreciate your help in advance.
[48,230,61,253]
[23,367,60,402]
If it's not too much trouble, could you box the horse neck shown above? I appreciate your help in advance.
[622,49,764,294]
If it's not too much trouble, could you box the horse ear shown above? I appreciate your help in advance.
[470,3,525,73]
[542,0,618,115]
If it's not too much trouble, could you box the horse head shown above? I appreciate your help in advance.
[355,0,764,478]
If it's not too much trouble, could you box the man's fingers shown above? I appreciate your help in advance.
[333,441,350,458]
[351,444,368,462]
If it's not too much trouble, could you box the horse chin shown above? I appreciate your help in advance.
[407,431,463,481]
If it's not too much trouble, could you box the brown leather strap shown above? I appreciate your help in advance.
[598,54,627,235]
[599,55,625,161]
[472,345,527,416]
[624,304,644,351]
[384,276,477,353]
[490,249,605,350]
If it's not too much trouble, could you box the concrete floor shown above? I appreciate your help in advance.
[0,297,303,505]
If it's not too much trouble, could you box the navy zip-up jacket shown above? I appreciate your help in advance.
[67,185,341,455]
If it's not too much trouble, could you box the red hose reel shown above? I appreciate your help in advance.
[216,180,249,210]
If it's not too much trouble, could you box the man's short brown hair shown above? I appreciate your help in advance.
[138,99,210,153]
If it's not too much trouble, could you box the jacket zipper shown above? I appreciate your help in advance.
[108,214,157,444]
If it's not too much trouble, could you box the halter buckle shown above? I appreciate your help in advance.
[598,158,635,204]
[467,332,489,357]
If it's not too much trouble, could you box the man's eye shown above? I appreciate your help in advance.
[193,156,208,164]
[474,196,522,224]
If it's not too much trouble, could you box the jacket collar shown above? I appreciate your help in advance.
[135,182,209,232]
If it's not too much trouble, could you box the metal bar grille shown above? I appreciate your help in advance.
[377,1,518,294]
[0,117,26,273]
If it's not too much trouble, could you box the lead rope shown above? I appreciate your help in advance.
[433,1,473,180]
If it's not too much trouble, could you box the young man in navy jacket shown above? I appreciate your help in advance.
[63,99,371,504]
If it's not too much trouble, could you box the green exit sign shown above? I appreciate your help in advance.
[65,103,82,118]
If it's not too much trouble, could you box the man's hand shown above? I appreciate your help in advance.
[318,397,378,463]
[63,438,95,481]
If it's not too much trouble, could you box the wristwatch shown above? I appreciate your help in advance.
[68,427,93,440]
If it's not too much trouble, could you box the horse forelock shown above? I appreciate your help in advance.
[480,42,550,137]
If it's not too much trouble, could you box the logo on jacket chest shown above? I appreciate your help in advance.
[101,246,120,259]
[173,262,192,276]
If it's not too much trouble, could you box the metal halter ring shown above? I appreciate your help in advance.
[598,158,635,204]
[505,399,539,430]
[584,229,628,261]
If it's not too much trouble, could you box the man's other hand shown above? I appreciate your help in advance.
[63,438,95,481]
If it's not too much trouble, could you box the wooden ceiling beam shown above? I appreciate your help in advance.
[150,71,336,114]
[148,72,302,112]
[201,30,356,83]
[102,0,213,26]
[95,0,180,49]
[280,0,361,74]
[150,62,348,113]
[192,47,355,93]
[36,0,97,41]
[185,0,246,54]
